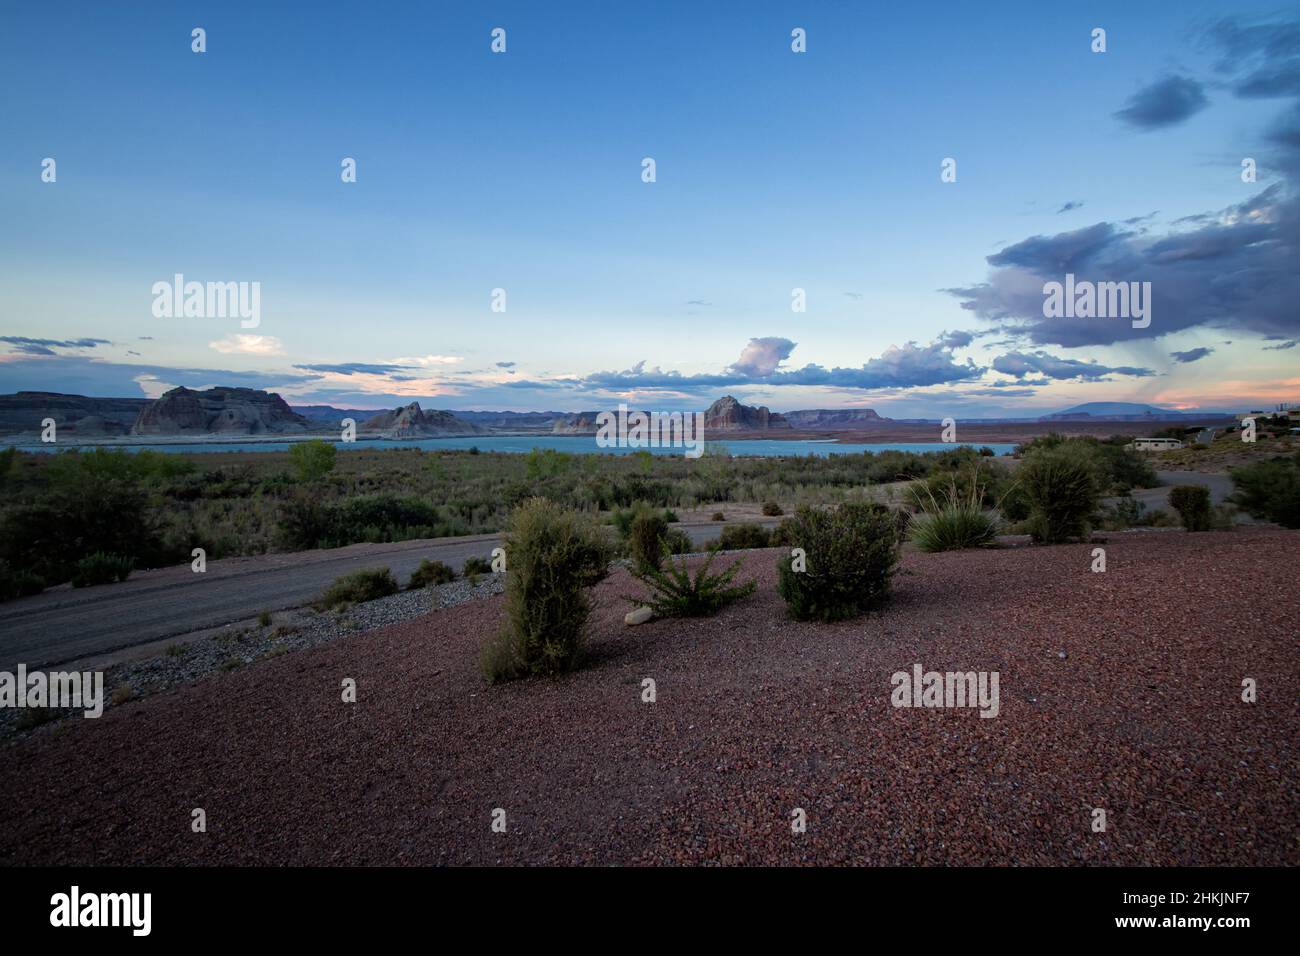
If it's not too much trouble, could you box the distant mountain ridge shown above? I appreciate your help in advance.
[1042,402,1235,421]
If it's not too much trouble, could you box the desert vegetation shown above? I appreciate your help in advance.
[776,501,901,622]
[480,498,612,683]
[626,550,756,618]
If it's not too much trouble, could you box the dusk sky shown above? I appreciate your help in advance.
[1,1,1297,416]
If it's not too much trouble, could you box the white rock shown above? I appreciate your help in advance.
[625,606,653,626]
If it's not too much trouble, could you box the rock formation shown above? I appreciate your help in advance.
[703,395,791,431]
[359,402,485,438]
[131,387,312,435]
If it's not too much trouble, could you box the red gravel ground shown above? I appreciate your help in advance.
[2,528,1296,866]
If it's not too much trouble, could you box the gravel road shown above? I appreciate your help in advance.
[2,527,1294,866]
[0,520,775,670]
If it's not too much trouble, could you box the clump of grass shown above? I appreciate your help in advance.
[761,501,783,517]
[409,558,456,589]
[711,511,726,522]
[462,555,492,576]
[70,551,134,588]
[314,567,398,611]
[481,498,612,684]
[257,609,273,628]
[111,684,136,705]
[164,642,188,657]
[626,550,755,618]
[909,480,1000,552]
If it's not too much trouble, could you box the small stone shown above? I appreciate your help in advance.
[625,606,653,626]
[1058,651,1067,659]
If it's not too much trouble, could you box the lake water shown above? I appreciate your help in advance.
[14,436,1019,457]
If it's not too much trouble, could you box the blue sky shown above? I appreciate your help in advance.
[1,1,1297,416]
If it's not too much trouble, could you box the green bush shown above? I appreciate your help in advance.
[776,501,900,622]
[1230,454,1300,528]
[0,560,45,602]
[1168,484,1212,532]
[626,550,756,618]
[481,498,613,683]
[628,512,670,573]
[909,482,999,552]
[289,439,337,482]
[315,567,399,610]
[711,511,725,521]
[70,551,135,588]
[762,500,783,516]
[463,555,493,576]
[716,522,772,550]
[1020,446,1100,543]
[409,559,456,588]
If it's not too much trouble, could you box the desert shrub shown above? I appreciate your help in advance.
[70,551,134,588]
[1020,446,1100,543]
[1168,484,1212,532]
[1137,507,1177,528]
[1230,454,1300,528]
[1093,443,1159,492]
[277,494,333,549]
[315,567,398,610]
[711,511,725,521]
[776,501,900,622]
[628,512,670,573]
[480,498,612,683]
[462,555,493,576]
[1099,494,1143,530]
[662,508,678,523]
[716,522,771,550]
[328,495,439,544]
[409,558,456,588]
[289,439,337,482]
[909,482,999,552]
[762,500,783,516]
[627,550,755,618]
[0,560,45,602]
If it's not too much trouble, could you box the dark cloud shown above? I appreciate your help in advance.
[1114,75,1209,130]
[948,186,1300,346]
[573,340,984,392]
[0,354,315,396]
[1263,339,1297,350]
[495,361,516,368]
[991,350,1155,381]
[0,336,111,356]
[685,299,712,307]
[1056,201,1084,213]
[293,362,412,376]
[1170,347,1214,363]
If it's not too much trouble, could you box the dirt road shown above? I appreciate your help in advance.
[0,520,773,670]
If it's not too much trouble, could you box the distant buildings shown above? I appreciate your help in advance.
[1127,437,1184,451]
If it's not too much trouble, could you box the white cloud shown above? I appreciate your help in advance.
[209,334,285,356]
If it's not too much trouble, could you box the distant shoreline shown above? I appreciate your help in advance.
[0,415,1234,450]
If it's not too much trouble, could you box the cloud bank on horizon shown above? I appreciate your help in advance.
[1,5,1297,416]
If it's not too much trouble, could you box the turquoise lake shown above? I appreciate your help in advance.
[16,436,1020,457]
